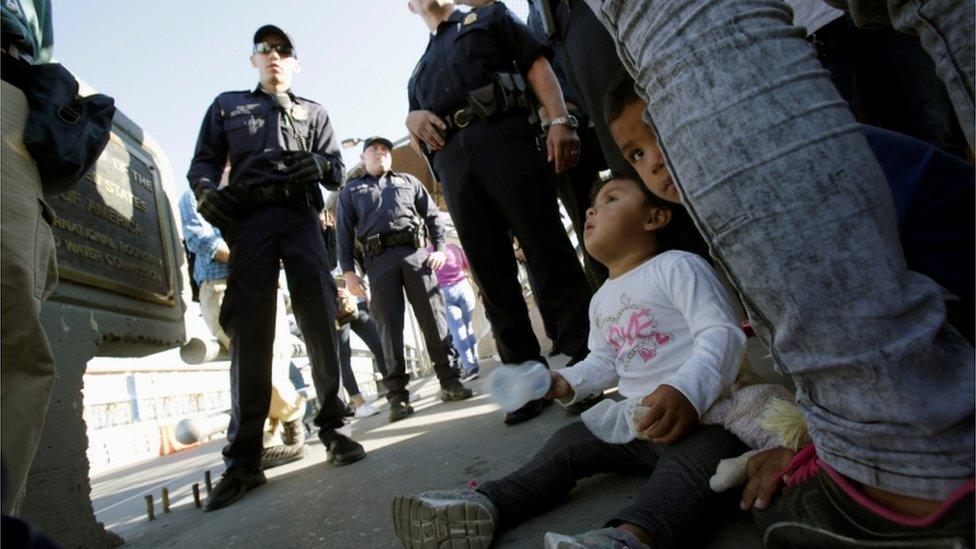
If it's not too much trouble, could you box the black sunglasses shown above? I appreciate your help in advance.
[253,42,295,57]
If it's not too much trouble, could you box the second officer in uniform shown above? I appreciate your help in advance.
[338,136,473,422]
[406,0,593,424]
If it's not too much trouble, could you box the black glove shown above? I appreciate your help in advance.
[284,151,333,187]
[195,185,241,231]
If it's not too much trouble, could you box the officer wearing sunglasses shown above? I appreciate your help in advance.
[187,24,364,512]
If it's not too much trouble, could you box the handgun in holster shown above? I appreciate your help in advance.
[363,234,384,257]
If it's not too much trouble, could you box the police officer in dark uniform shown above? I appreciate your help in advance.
[188,25,364,512]
[406,0,592,425]
[337,136,473,422]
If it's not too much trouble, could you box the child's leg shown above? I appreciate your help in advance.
[478,421,658,529]
[611,425,747,548]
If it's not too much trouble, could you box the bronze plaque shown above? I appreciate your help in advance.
[49,131,175,304]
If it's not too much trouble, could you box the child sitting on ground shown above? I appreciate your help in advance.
[603,70,976,535]
[392,170,748,549]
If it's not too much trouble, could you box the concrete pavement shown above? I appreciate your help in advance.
[99,358,763,548]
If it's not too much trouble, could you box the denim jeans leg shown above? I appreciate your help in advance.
[454,281,480,369]
[584,0,974,500]
[442,285,475,372]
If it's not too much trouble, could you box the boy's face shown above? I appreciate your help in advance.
[610,100,681,204]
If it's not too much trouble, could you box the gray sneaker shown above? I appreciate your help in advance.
[544,528,649,549]
[392,489,497,549]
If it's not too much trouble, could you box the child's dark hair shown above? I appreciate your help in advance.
[604,69,641,126]
[590,166,710,259]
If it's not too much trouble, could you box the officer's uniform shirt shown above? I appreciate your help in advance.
[187,85,344,193]
[407,2,553,117]
[336,171,446,272]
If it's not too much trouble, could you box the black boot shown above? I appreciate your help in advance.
[204,467,266,512]
[319,429,366,466]
[503,398,552,425]
[389,400,415,422]
[440,380,474,402]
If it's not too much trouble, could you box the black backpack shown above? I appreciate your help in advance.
[2,54,116,194]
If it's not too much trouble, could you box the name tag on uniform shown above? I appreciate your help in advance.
[391,176,410,188]
[352,184,370,193]
[464,12,478,25]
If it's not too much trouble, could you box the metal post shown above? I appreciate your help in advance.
[161,487,170,513]
[204,470,212,495]
[144,495,155,521]
[192,483,202,508]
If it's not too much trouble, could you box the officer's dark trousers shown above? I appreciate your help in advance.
[365,245,459,403]
[554,125,608,290]
[219,205,346,470]
[433,116,592,363]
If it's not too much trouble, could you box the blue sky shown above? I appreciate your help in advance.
[53,1,527,191]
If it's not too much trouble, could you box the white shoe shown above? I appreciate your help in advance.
[354,402,380,418]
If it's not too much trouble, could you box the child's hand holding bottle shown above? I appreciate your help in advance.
[544,371,573,400]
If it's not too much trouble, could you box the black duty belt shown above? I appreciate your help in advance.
[363,228,420,257]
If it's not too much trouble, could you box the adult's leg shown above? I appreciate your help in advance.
[269,289,304,423]
[441,285,472,371]
[199,279,230,348]
[278,207,346,431]
[366,252,410,402]
[350,303,388,378]
[611,426,747,548]
[556,125,609,289]
[452,280,481,369]
[850,20,969,159]
[584,0,974,499]
[0,81,59,514]
[219,209,281,470]
[842,0,975,149]
[401,248,460,383]
[336,324,362,398]
[435,136,541,364]
[471,117,592,360]
[478,421,658,530]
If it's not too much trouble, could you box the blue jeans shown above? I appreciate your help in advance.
[441,280,480,372]
[584,0,974,500]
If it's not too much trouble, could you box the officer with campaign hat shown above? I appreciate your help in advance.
[337,136,473,422]
[187,24,363,512]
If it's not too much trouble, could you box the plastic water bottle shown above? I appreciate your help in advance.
[487,360,552,413]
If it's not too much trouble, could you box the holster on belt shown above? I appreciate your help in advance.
[360,227,424,258]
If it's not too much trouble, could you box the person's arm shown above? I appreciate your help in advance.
[661,255,745,414]
[413,176,445,251]
[336,188,359,273]
[186,99,228,193]
[307,106,345,191]
[492,5,578,173]
[547,302,619,404]
[178,192,229,262]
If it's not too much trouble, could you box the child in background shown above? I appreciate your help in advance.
[393,170,747,549]
[427,242,481,381]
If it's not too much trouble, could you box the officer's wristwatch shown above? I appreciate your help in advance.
[542,114,579,131]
